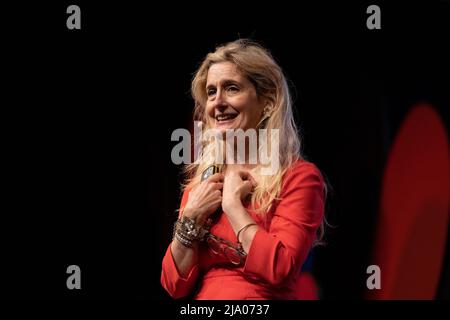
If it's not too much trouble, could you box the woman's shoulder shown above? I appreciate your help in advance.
[282,159,325,190]
[286,159,323,176]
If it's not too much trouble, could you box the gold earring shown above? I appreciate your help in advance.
[257,108,271,129]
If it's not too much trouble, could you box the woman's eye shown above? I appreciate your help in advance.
[207,88,216,96]
[227,86,239,93]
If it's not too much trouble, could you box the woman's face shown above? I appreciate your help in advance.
[205,62,265,131]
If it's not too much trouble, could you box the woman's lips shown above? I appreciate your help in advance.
[215,118,236,126]
[215,113,238,121]
[214,113,238,127]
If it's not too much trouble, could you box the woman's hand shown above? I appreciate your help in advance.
[222,169,257,213]
[182,173,224,225]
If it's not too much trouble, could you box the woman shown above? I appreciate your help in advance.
[161,39,325,299]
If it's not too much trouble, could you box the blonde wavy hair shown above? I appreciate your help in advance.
[182,38,307,218]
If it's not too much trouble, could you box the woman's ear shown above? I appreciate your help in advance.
[256,102,273,129]
[263,101,273,118]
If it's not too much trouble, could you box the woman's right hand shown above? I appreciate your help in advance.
[182,173,224,225]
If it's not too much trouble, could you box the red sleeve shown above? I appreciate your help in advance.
[160,188,200,299]
[243,162,325,286]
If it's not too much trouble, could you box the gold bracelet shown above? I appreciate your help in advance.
[236,223,257,243]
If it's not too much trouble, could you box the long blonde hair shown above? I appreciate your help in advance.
[183,39,306,218]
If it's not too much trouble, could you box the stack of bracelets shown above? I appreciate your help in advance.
[173,216,211,248]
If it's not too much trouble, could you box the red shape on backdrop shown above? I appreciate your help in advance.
[295,272,319,300]
[368,103,450,299]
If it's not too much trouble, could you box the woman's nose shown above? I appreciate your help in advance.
[211,89,228,110]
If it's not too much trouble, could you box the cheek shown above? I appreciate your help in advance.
[205,104,215,116]
[247,104,264,120]
[239,109,262,129]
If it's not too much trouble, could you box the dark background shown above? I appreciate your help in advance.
[1,1,449,299]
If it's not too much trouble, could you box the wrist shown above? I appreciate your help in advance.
[182,206,197,218]
[183,208,209,226]
[223,198,244,213]
[236,223,258,243]
[173,215,210,248]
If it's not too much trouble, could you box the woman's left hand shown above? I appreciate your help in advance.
[222,169,257,213]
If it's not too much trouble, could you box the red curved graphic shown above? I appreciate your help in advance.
[369,103,450,299]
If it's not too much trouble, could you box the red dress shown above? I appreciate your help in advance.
[161,160,325,299]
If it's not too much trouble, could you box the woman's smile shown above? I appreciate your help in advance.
[215,112,239,127]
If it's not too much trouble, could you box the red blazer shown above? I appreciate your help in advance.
[161,160,325,299]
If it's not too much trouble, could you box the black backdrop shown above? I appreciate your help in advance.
[2,1,449,299]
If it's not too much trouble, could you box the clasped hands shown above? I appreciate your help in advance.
[182,168,257,225]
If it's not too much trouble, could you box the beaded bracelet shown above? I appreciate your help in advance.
[173,216,211,248]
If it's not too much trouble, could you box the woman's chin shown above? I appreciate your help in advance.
[213,126,235,133]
